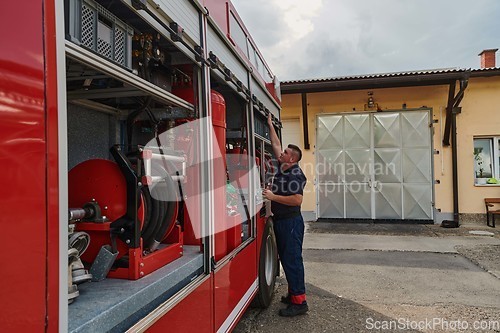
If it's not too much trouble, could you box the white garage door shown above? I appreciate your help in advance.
[281,118,301,148]
[316,110,434,221]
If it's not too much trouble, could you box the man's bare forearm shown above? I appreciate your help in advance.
[268,114,281,158]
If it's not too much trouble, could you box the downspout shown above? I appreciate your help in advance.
[442,71,470,228]
[451,103,460,227]
[301,93,310,150]
[442,82,456,147]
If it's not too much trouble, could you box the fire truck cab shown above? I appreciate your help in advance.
[0,0,282,331]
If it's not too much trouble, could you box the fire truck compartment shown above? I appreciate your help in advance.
[68,245,203,332]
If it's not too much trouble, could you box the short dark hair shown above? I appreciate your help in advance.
[287,144,302,162]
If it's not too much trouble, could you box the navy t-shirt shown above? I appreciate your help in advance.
[271,163,307,217]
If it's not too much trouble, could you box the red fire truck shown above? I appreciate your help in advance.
[0,0,283,331]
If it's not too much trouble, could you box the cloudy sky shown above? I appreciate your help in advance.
[231,0,500,81]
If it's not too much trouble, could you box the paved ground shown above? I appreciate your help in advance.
[234,223,500,333]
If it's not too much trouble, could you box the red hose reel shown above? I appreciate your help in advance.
[69,155,183,280]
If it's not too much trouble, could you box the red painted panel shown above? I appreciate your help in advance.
[203,0,229,36]
[214,242,257,330]
[0,1,48,331]
[147,276,213,333]
[44,0,61,331]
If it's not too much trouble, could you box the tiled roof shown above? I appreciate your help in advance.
[281,67,500,85]
[471,66,500,73]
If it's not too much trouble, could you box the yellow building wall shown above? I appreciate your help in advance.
[281,76,500,216]
[457,77,500,213]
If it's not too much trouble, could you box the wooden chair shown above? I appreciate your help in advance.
[485,198,500,228]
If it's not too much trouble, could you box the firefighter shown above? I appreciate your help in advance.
[263,114,308,317]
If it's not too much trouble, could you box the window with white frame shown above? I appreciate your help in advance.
[473,137,500,184]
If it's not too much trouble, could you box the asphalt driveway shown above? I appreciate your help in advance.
[234,223,500,333]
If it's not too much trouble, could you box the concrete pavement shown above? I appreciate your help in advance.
[235,223,500,333]
[304,233,500,253]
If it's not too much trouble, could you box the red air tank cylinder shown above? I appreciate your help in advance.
[211,90,228,260]
[171,87,228,260]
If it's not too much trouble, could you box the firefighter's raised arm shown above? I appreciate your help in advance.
[267,114,281,159]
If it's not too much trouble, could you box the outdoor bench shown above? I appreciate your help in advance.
[485,198,500,228]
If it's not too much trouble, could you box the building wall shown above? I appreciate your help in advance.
[457,76,500,214]
[281,76,500,219]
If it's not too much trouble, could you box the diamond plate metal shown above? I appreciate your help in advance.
[403,149,431,183]
[317,149,343,183]
[374,183,402,219]
[318,184,344,218]
[402,112,430,148]
[317,115,343,149]
[316,111,432,221]
[374,113,400,148]
[344,149,370,183]
[403,184,432,219]
[374,148,401,182]
[345,184,371,218]
[344,114,370,148]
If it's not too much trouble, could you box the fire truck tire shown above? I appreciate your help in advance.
[252,219,278,308]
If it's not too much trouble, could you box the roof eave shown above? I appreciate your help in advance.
[470,68,500,78]
[281,72,466,94]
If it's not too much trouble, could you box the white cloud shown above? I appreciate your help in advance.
[231,0,500,81]
[274,0,323,44]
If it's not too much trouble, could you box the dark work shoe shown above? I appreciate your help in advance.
[280,294,291,304]
[279,303,309,317]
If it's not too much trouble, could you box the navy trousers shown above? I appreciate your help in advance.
[273,215,306,304]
